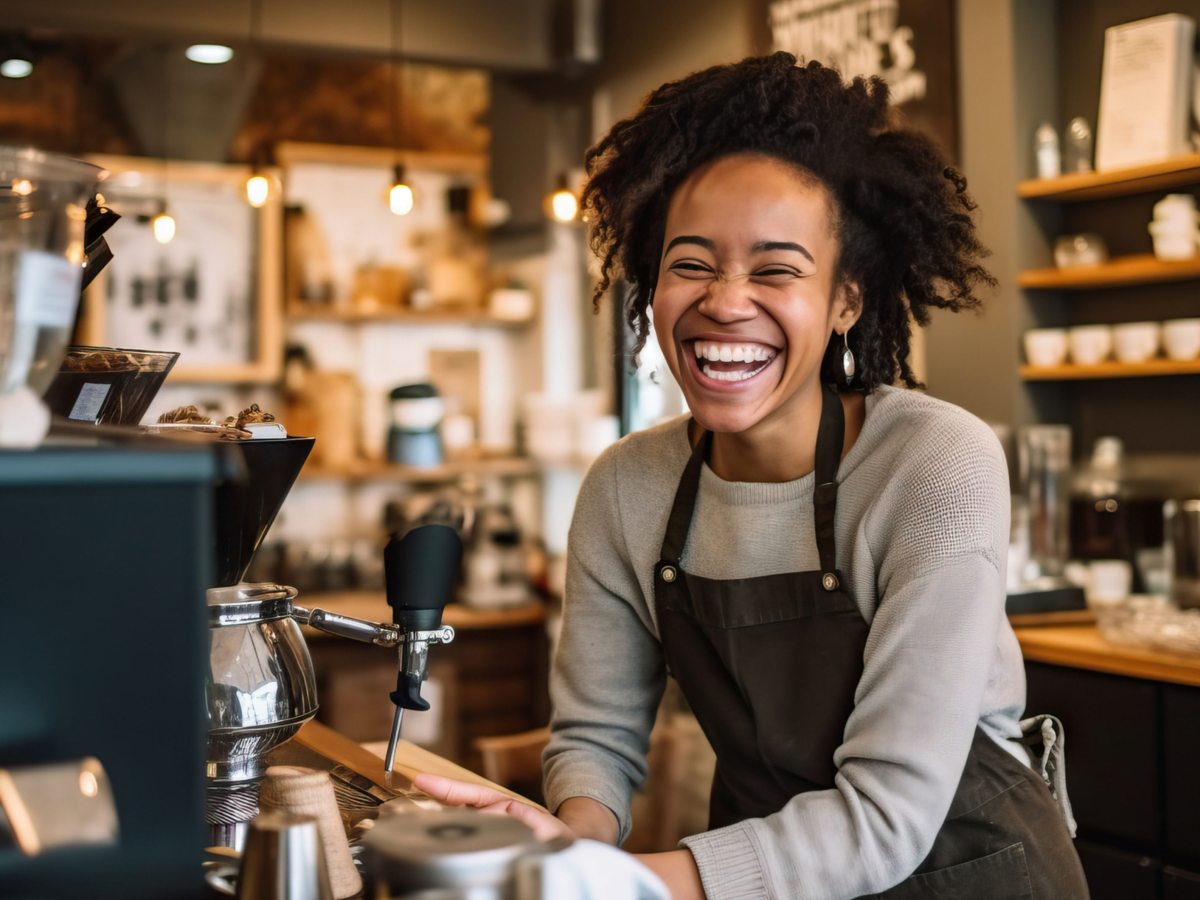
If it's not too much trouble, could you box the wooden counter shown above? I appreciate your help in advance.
[1014,623,1200,688]
[293,718,540,809]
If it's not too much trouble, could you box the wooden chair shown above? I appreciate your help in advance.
[472,726,552,807]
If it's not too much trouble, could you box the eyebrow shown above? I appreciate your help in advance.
[664,235,815,265]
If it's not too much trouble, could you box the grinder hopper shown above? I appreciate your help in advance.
[213,436,314,585]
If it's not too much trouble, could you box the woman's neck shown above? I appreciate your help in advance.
[706,389,865,483]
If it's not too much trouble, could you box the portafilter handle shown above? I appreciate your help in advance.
[383,524,464,772]
[291,604,403,647]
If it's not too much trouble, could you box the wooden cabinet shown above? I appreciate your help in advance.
[1024,658,1200,898]
[304,596,550,770]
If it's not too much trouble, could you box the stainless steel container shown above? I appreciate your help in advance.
[207,584,319,783]
[362,809,560,899]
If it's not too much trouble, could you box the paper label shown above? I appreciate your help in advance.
[16,250,82,329]
[67,382,111,422]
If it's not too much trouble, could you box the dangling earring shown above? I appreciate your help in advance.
[841,330,856,385]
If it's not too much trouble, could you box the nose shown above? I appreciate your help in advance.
[695,274,758,323]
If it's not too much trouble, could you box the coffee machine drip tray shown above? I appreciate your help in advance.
[206,737,426,849]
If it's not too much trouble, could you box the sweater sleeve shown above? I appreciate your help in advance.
[542,445,668,844]
[680,417,1013,899]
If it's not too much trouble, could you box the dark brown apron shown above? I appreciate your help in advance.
[653,384,1088,897]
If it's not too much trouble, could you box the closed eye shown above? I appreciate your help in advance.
[668,261,716,279]
[750,267,807,283]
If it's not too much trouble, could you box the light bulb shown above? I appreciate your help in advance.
[185,44,234,65]
[389,181,414,216]
[11,178,32,196]
[152,210,176,244]
[0,58,32,79]
[549,188,578,223]
[245,173,270,208]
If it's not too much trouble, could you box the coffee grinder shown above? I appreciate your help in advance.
[204,436,463,847]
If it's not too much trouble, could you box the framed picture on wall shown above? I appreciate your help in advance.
[77,155,283,382]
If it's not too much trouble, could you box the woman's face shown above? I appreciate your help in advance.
[652,153,859,437]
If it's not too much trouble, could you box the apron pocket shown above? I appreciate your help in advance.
[871,842,1033,899]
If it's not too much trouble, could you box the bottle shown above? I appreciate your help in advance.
[1071,436,1132,569]
[1035,123,1061,179]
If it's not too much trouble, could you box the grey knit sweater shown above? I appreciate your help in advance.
[542,385,1028,899]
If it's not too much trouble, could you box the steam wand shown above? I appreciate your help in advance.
[382,524,464,773]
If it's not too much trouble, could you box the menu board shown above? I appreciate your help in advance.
[1096,14,1196,171]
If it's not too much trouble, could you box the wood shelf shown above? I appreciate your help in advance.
[1018,253,1200,290]
[299,455,540,483]
[1017,153,1200,202]
[1014,624,1200,688]
[299,592,547,634]
[1021,359,1200,380]
[287,305,531,327]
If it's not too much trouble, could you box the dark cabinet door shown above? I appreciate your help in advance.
[1025,662,1161,848]
[1165,866,1200,900]
[1165,685,1200,867]
[1076,839,1161,900]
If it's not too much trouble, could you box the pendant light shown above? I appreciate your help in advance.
[386,0,414,216]
[151,200,176,243]
[546,173,578,223]
[155,40,176,244]
[243,0,271,208]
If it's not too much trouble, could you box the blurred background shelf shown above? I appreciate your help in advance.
[299,455,541,483]
[286,305,533,328]
[298,592,547,635]
[1018,254,1200,290]
[1020,360,1200,380]
[1017,153,1200,202]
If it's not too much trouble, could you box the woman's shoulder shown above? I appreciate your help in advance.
[863,385,1005,464]
[571,415,692,531]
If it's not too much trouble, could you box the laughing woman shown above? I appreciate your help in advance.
[416,53,1088,898]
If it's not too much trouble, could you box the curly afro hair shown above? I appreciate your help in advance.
[582,52,995,392]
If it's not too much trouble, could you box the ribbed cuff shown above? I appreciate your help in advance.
[680,823,770,899]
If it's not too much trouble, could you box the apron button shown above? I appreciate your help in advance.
[822,573,839,591]
[661,565,677,583]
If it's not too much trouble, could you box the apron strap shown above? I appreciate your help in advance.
[814,384,845,589]
[660,429,710,566]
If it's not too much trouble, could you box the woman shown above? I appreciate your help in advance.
[417,53,1088,898]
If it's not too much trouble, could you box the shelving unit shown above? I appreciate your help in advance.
[287,305,532,328]
[1020,359,1200,380]
[1018,254,1200,290]
[299,455,540,484]
[1017,152,1200,202]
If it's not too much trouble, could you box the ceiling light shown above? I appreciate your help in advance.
[245,172,270,208]
[388,164,414,216]
[151,203,176,244]
[185,44,234,65]
[0,58,32,78]
[545,174,578,223]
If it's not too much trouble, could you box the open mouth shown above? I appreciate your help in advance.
[688,340,779,384]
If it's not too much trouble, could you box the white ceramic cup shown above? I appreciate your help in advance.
[1148,220,1200,261]
[1023,328,1068,367]
[1068,325,1112,365]
[1153,193,1198,222]
[1163,318,1200,360]
[1087,559,1132,605]
[1112,321,1161,363]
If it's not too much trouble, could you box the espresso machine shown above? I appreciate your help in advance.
[204,436,463,847]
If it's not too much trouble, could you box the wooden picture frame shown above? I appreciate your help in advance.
[78,155,283,383]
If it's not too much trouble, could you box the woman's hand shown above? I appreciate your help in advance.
[411,773,572,842]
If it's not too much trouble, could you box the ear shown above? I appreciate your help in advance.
[832,280,862,333]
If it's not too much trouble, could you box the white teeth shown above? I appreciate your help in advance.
[691,341,777,362]
[701,363,770,382]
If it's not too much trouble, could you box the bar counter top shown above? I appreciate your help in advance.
[1013,622,1200,688]
[292,718,538,808]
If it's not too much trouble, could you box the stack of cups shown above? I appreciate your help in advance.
[1148,194,1200,260]
[256,766,362,899]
